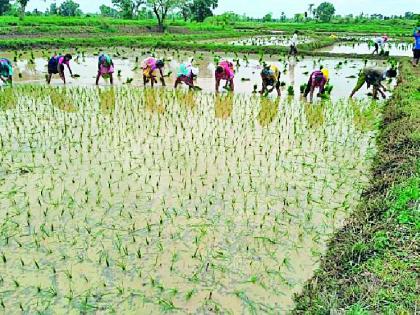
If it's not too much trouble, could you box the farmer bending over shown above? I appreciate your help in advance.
[142,57,166,87]
[260,64,281,97]
[350,67,397,100]
[215,60,235,93]
[47,54,74,84]
[372,35,388,55]
[304,68,329,102]
[412,27,420,67]
[0,58,13,85]
[174,63,199,89]
[96,54,115,85]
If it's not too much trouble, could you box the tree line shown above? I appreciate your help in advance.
[0,1,418,30]
[0,0,220,30]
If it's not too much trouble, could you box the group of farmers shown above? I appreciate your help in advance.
[1,27,419,101]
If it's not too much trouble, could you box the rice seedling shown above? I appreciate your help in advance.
[0,83,380,313]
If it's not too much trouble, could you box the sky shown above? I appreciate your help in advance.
[27,0,416,17]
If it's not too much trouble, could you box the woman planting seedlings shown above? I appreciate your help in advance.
[215,60,235,93]
[372,35,388,55]
[260,64,281,97]
[96,53,115,85]
[47,54,74,85]
[350,67,397,100]
[142,57,166,87]
[0,58,13,85]
[174,62,199,89]
[303,68,329,102]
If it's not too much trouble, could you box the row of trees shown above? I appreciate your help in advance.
[0,0,219,27]
[1,1,418,29]
[105,0,218,29]
[0,0,81,18]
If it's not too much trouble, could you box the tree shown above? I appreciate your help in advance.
[147,0,179,32]
[112,0,145,19]
[178,0,191,21]
[15,0,29,20]
[262,12,272,22]
[100,5,119,18]
[294,13,304,22]
[59,0,81,16]
[307,3,314,18]
[404,11,414,19]
[204,11,240,25]
[0,0,11,15]
[315,2,335,22]
[280,11,286,22]
[49,2,57,15]
[189,0,218,22]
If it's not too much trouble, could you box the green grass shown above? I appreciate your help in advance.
[0,16,229,32]
[0,16,416,37]
[293,61,420,314]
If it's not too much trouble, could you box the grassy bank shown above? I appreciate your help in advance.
[294,61,419,313]
[0,16,416,38]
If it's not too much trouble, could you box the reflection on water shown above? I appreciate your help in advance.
[49,88,77,112]
[305,102,325,129]
[145,88,166,114]
[319,42,413,57]
[258,97,280,127]
[99,87,116,115]
[215,93,234,119]
[0,87,16,110]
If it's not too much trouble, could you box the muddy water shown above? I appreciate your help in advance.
[318,42,414,57]
[1,49,394,102]
[0,85,379,313]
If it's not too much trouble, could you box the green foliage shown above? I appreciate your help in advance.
[0,0,11,16]
[315,2,336,22]
[262,13,272,23]
[112,0,145,19]
[147,0,180,30]
[58,0,81,17]
[16,0,29,20]
[49,3,57,15]
[205,12,242,25]
[189,0,218,22]
[100,5,119,18]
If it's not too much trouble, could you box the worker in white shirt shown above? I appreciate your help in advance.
[289,31,299,56]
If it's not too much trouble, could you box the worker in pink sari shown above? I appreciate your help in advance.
[142,57,166,87]
[215,60,235,93]
[96,54,115,85]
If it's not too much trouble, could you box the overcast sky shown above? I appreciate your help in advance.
[27,0,416,17]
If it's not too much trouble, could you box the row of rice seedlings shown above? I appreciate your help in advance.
[0,85,379,313]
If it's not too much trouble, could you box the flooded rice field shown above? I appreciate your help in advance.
[1,49,395,101]
[318,42,414,57]
[0,83,380,313]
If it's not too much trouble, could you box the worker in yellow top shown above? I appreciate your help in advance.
[260,64,281,96]
[304,67,329,102]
